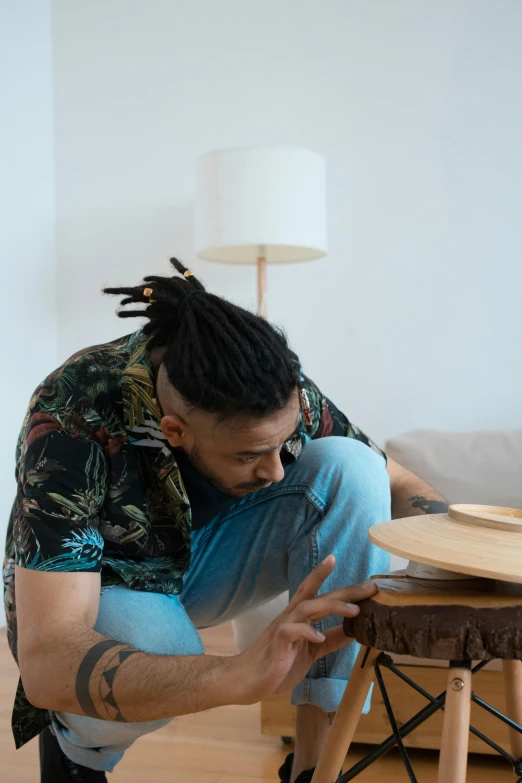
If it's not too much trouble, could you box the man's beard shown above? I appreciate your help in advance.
[188,443,269,497]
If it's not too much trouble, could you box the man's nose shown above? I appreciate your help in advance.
[255,452,285,484]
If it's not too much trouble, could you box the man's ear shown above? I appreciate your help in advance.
[160,414,187,448]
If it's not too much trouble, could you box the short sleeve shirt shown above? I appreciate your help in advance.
[3,330,385,748]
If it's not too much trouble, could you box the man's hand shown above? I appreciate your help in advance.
[231,555,376,704]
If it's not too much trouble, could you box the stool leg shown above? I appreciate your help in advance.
[311,647,380,783]
[502,660,522,762]
[437,662,472,783]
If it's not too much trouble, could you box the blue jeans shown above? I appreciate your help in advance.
[52,437,391,771]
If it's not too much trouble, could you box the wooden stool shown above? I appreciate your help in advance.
[311,574,522,783]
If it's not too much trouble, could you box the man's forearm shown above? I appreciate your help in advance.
[406,493,449,516]
[389,463,449,519]
[28,626,239,722]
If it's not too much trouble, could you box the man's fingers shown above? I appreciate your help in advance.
[312,625,354,658]
[288,563,378,614]
[276,622,354,656]
[277,622,327,645]
[287,555,336,609]
[320,580,378,604]
[288,578,377,622]
[290,597,361,624]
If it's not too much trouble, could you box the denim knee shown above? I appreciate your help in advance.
[296,436,390,515]
[94,586,204,656]
[52,588,202,773]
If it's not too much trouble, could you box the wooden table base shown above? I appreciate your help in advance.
[311,653,522,783]
[311,575,522,783]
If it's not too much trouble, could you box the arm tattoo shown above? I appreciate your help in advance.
[76,639,138,721]
[409,495,449,515]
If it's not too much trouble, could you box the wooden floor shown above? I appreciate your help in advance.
[0,625,517,782]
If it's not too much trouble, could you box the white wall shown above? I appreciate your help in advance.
[51,0,522,449]
[0,1,57,625]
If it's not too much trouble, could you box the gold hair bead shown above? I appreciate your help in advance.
[143,287,156,303]
[184,270,194,278]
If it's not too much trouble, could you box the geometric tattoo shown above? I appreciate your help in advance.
[409,495,449,515]
[75,639,138,722]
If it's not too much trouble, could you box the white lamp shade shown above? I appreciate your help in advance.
[195,145,327,265]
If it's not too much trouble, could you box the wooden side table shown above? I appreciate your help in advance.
[311,574,522,783]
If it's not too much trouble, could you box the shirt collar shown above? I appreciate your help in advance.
[121,334,189,512]
[121,331,163,435]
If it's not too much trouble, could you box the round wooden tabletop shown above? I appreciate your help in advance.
[369,505,522,585]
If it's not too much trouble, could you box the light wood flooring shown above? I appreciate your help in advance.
[0,625,517,782]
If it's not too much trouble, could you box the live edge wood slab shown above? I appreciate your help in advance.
[343,574,522,661]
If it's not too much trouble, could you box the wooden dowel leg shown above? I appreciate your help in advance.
[311,647,380,783]
[437,664,472,783]
[502,660,522,762]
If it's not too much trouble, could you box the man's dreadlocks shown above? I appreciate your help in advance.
[104,257,300,418]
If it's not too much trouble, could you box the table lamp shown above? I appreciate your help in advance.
[195,145,327,317]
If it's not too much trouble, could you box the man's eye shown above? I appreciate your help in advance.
[238,456,256,464]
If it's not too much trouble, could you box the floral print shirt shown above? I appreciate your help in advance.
[3,330,384,748]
